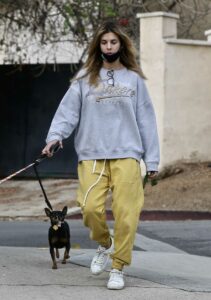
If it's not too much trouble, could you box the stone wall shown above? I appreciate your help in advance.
[137,12,211,169]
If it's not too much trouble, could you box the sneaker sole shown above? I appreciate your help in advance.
[91,269,104,275]
[107,285,124,290]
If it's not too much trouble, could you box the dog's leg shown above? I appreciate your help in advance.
[62,242,70,264]
[66,241,71,259]
[56,248,59,258]
[62,250,67,264]
[50,247,57,269]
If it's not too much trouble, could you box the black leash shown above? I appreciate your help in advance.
[33,164,53,211]
[33,142,61,211]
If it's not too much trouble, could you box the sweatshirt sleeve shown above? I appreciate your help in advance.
[136,77,160,171]
[46,79,81,143]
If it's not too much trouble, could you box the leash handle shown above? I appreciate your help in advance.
[35,141,61,164]
[49,141,61,154]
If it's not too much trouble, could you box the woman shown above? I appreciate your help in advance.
[42,21,159,290]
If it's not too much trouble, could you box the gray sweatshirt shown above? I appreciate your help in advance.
[46,67,160,171]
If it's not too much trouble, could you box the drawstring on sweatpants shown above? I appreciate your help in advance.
[92,160,97,173]
[82,159,106,208]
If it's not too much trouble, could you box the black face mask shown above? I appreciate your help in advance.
[101,51,121,63]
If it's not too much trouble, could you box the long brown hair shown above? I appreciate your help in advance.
[77,21,146,85]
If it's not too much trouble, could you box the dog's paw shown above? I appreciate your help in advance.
[52,264,58,269]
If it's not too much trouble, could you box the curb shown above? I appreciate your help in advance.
[66,210,211,221]
[1,208,211,221]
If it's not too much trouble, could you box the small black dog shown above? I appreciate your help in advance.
[45,206,71,269]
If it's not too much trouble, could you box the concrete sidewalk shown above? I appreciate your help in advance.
[0,246,211,300]
[1,179,211,299]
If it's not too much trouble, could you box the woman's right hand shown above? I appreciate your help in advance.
[42,140,63,157]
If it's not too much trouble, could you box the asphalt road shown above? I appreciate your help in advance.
[0,220,211,257]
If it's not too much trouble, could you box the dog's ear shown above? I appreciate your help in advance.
[45,207,51,217]
[62,206,68,216]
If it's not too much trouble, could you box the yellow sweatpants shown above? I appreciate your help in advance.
[77,158,144,270]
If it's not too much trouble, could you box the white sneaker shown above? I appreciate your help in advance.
[107,269,125,290]
[90,237,114,275]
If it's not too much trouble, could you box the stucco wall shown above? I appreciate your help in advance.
[164,42,211,165]
[137,12,211,169]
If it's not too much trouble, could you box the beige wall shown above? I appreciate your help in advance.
[137,12,211,169]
